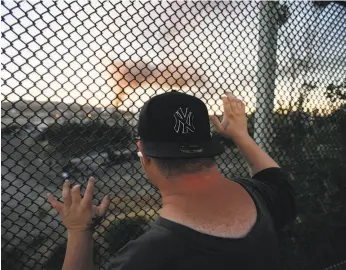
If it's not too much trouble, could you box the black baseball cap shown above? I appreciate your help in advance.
[138,90,224,159]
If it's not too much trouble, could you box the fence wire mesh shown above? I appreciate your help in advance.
[1,1,346,269]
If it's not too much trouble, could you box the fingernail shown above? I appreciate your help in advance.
[65,179,69,183]
[47,193,51,197]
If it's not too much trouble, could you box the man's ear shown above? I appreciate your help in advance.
[137,141,151,164]
[137,141,144,155]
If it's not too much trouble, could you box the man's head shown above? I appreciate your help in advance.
[137,91,224,187]
[137,140,216,187]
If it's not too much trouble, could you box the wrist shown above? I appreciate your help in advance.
[230,132,252,144]
[67,229,93,237]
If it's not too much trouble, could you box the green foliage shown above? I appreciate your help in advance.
[325,80,346,102]
[273,89,346,269]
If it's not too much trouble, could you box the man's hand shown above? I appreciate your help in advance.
[210,92,248,140]
[47,177,110,232]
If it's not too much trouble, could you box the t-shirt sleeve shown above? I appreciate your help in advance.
[107,226,176,270]
[237,167,296,229]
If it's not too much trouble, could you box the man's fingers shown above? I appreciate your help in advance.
[230,99,239,112]
[62,180,71,208]
[222,96,232,115]
[237,100,245,111]
[98,195,110,217]
[82,177,95,207]
[47,193,57,207]
[210,115,224,133]
[71,185,81,205]
[225,91,235,99]
[225,92,238,112]
[47,193,64,215]
[226,92,244,112]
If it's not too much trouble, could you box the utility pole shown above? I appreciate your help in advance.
[254,1,281,152]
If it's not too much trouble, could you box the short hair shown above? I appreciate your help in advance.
[153,157,215,178]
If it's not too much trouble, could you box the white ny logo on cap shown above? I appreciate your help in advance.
[173,107,195,134]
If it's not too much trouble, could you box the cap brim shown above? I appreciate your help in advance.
[141,137,225,159]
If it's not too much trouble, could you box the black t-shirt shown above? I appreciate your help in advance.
[107,168,296,270]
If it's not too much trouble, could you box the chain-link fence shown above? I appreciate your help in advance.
[2,1,346,269]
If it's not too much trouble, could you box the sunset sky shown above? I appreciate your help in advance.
[2,1,345,115]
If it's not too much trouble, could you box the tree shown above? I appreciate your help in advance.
[325,80,346,102]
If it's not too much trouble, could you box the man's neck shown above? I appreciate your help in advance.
[160,166,223,197]
[159,167,227,215]
[157,172,257,238]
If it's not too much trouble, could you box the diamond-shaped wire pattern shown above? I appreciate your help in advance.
[2,1,346,269]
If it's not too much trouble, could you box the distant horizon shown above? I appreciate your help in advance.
[2,94,344,117]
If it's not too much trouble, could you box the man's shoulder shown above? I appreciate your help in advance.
[107,223,181,270]
[233,168,296,229]
[123,223,178,252]
[133,223,178,248]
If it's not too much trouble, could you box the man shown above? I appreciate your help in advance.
[47,91,296,270]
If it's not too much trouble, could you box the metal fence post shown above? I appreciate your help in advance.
[254,2,280,152]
